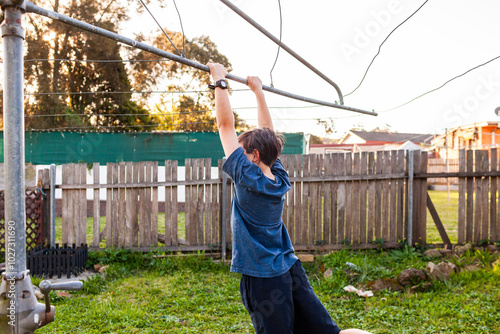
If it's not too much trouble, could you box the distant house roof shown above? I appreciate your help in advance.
[339,130,434,145]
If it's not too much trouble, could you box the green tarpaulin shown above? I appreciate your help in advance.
[0,131,305,166]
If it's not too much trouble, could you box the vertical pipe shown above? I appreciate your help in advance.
[407,151,414,246]
[50,164,56,247]
[221,159,227,261]
[2,4,27,274]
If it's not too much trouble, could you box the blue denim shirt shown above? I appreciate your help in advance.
[223,147,298,278]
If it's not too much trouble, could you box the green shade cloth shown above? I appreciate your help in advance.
[0,131,305,166]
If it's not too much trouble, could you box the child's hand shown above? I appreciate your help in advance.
[207,62,227,81]
[247,76,263,94]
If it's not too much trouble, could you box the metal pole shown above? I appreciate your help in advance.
[24,2,377,117]
[0,3,82,332]
[49,164,56,247]
[219,0,345,105]
[407,150,414,246]
[3,1,27,276]
[221,160,228,261]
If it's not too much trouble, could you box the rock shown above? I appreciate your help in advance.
[98,265,109,273]
[423,249,442,258]
[367,278,403,293]
[439,249,454,258]
[463,264,481,272]
[297,254,315,262]
[409,283,432,293]
[486,245,498,255]
[426,261,456,281]
[324,268,333,279]
[438,261,457,273]
[426,262,440,280]
[56,291,73,299]
[398,268,427,287]
[454,244,471,256]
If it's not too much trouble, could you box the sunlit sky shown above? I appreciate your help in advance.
[29,0,500,138]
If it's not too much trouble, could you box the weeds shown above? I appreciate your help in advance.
[475,249,498,269]
[389,244,422,262]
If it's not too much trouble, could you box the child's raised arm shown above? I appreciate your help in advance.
[247,76,274,131]
[207,62,239,157]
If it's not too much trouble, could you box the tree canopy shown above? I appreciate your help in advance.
[17,0,249,132]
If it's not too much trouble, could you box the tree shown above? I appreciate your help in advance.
[370,124,394,133]
[316,117,336,135]
[6,0,248,132]
[309,134,324,144]
[23,0,163,131]
[128,30,250,132]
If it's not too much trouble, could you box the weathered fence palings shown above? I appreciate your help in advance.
[456,148,500,244]
[53,148,500,252]
[283,150,417,247]
[56,152,424,250]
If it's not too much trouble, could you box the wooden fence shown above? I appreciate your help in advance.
[427,158,459,186]
[47,149,500,253]
[457,149,500,244]
[280,150,426,249]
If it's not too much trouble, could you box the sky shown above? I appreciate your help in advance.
[86,0,500,138]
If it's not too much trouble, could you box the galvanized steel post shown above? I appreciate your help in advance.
[50,164,56,248]
[2,0,27,275]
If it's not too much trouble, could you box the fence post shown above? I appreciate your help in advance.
[39,168,51,246]
[407,151,414,246]
[221,158,227,260]
[50,164,56,247]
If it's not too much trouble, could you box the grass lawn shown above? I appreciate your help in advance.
[53,213,187,247]
[35,247,500,334]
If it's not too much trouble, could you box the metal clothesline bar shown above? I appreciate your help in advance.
[25,1,377,117]
[220,0,345,105]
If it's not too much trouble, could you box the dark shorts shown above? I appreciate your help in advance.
[240,260,342,334]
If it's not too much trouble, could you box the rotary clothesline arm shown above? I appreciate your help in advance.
[25,1,377,117]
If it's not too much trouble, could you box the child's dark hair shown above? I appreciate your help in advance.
[238,127,285,167]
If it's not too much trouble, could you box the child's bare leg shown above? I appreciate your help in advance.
[340,329,374,334]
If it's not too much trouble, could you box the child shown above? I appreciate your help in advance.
[207,62,373,334]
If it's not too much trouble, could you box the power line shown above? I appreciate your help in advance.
[23,110,212,118]
[21,88,250,96]
[26,116,344,132]
[15,104,326,118]
[138,0,183,57]
[380,54,500,112]
[344,0,430,97]
[269,0,282,88]
[27,2,375,115]
[27,121,220,131]
[22,58,171,63]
